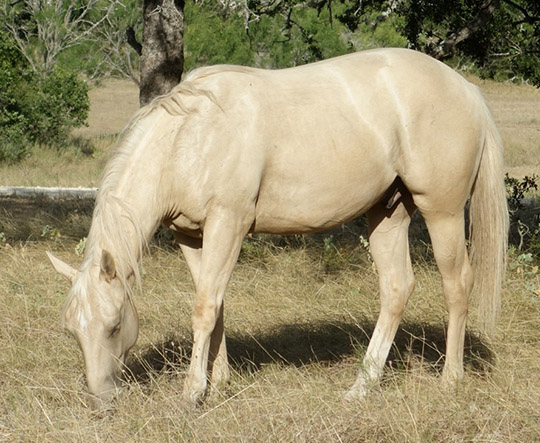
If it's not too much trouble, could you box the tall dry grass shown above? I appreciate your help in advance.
[1,237,539,441]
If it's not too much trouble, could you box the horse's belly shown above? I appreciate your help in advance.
[253,203,368,234]
[253,172,392,234]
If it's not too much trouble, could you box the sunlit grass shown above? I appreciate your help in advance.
[0,140,112,187]
[1,240,539,441]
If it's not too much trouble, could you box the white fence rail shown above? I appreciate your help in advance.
[0,186,535,207]
[0,186,97,201]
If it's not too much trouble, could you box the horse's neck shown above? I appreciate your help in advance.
[90,113,174,276]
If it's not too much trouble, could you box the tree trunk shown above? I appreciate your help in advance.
[139,0,185,106]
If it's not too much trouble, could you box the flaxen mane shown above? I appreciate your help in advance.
[62,81,212,314]
[65,74,226,312]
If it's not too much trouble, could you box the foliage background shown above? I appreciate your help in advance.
[0,32,89,162]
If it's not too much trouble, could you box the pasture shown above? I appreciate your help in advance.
[1,75,540,441]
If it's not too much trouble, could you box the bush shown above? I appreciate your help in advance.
[29,68,90,147]
[0,110,31,163]
[0,33,31,162]
[505,174,540,257]
[0,32,89,162]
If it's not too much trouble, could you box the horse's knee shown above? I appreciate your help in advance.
[380,272,415,317]
[192,299,221,332]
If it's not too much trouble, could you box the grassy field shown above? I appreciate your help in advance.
[1,75,540,441]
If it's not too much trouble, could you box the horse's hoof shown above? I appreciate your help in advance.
[343,385,369,402]
[182,387,207,408]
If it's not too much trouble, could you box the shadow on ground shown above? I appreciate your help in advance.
[125,318,494,386]
[0,197,94,241]
[0,196,510,389]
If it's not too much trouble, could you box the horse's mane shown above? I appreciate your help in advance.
[127,64,258,121]
[83,75,222,278]
[124,65,244,126]
[62,67,238,314]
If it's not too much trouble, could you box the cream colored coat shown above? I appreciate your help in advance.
[49,48,508,406]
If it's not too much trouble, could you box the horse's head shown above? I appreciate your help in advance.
[47,250,138,406]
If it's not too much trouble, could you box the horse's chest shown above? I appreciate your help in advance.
[164,214,202,238]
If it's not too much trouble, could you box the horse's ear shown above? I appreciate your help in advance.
[100,250,116,283]
[47,251,78,283]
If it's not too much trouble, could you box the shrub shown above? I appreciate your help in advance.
[0,33,31,161]
[505,174,540,256]
[30,68,90,147]
[0,32,89,162]
[0,110,31,163]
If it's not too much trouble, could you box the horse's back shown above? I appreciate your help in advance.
[179,49,491,232]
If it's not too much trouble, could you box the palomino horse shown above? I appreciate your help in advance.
[48,48,508,406]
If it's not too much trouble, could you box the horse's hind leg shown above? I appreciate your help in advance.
[346,189,416,400]
[421,210,473,383]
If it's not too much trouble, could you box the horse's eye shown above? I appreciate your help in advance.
[109,323,121,337]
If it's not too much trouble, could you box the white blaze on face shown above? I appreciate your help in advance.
[77,307,91,332]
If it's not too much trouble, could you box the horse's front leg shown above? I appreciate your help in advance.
[182,209,249,405]
[178,237,230,392]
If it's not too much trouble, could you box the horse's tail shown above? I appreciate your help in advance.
[469,102,509,338]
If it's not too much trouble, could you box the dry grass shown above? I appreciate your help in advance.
[1,75,540,441]
[0,78,138,187]
[0,144,109,188]
[1,239,539,441]
[471,77,540,177]
[72,78,140,139]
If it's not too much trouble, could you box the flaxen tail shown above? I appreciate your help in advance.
[469,103,509,338]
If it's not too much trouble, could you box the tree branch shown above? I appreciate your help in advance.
[126,26,142,55]
[429,0,501,60]
[503,0,540,25]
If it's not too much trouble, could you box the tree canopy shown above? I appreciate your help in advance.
[208,0,540,84]
[2,0,538,84]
